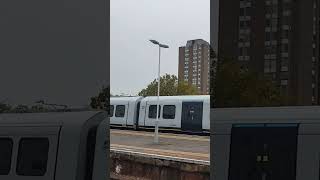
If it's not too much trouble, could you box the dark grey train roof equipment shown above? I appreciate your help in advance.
[212,106,320,124]
[0,111,103,125]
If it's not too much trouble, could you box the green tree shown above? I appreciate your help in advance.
[12,105,29,113]
[213,57,286,107]
[0,103,11,113]
[138,74,199,96]
[31,104,45,113]
[177,82,199,95]
[90,86,109,110]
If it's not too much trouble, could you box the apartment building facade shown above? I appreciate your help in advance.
[218,0,320,105]
[178,39,211,95]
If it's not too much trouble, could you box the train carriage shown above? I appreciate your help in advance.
[110,95,210,133]
[109,96,143,128]
[138,96,210,132]
[0,111,108,180]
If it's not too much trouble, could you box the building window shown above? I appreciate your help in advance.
[281,58,289,72]
[16,138,49,176]
[281,66,289,72]
[270,60,276,72]
[264,61,270,73]
[148,105,161,119]
[162,105,176,119]
[282,25,290,30]
[264,60,277,73]
[270,54,277,59]
[0,138,13,175]
[283,10,291,16]
[240,8,245,16]
[281,80,288,85]
[265,45,277,54]
[281,38,289,44]
[239,47,248,56]
[271,18,278,27]
[282,29,289,39]
[272,13,278,18]
[265,25,270,32]
[281,44,289,52]
[115,105,125,117]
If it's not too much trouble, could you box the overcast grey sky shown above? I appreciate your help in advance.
[111,0,210,96]
[0,0,108,106]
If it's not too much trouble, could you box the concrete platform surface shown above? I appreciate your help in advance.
[110,129,210,163]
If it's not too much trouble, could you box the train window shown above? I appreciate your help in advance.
[115,105,125,117]
[163,105,176,119]
[16,138,49,176]
[148,105,161,119]
[109,105,114,117]
[0,138,13,175]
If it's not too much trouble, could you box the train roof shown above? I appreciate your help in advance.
[141,95,210,101]
[212,106,320,123]
[0,111,106,126]
[110,96,143,102]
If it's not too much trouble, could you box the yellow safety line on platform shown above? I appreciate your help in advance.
[111,130,209,142]
[110,144,209,159]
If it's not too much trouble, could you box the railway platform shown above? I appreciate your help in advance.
[110,129,210,180]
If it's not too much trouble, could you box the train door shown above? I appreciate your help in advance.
[134,102,141,130]
[181,102,203,132]
[228,124,298,180]
[0,126,60,180]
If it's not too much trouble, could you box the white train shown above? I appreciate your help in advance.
[109,95,210,133]
[212,106,320,180]
[0,111,108,180]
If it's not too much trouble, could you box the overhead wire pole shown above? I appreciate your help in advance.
[149,39,169,144]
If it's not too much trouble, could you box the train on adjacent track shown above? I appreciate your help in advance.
[109,95,210,133]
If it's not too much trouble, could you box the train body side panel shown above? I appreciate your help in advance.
[143,99,181,128]
[110,102,129,126]
[110,97,143,127]
[126,99,139,126]
[296,124,320,180]
[211,123,232,180]
[137,96,209,131]
[138,100,147,127]
[0,126,60,180]
[92,118,109,180]
[202,99,210,130]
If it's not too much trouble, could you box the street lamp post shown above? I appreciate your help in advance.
[149,39,169,144]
